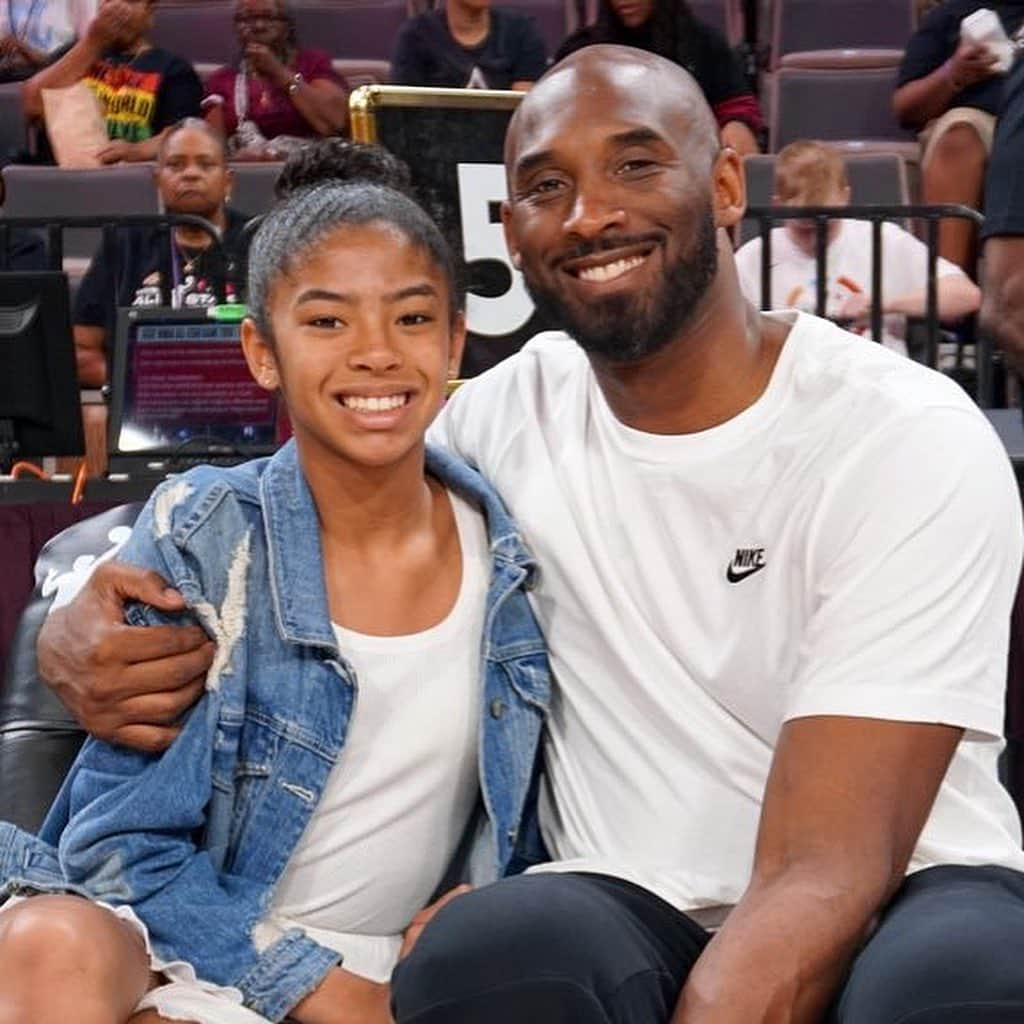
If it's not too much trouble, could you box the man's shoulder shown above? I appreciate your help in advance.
[455,331,585,402]
[788,313,982,422]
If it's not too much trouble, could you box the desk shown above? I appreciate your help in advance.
[0,478,157,680]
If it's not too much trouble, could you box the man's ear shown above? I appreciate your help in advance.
[241,317,280,391]
[713,147,746,230]
[501,200,523,270]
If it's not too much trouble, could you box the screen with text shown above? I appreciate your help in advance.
[118,322,278,454]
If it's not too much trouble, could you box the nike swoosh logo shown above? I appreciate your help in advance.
[726,563,766,583]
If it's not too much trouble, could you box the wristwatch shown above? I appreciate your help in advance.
[287,72,304,96]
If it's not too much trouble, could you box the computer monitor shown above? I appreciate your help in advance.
[107,306,279,475]
[0,272,84,473]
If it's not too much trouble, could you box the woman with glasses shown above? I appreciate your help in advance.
[203,0,349,161]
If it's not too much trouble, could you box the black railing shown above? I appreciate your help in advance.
[744,204,989,399]
[0,213,227,305]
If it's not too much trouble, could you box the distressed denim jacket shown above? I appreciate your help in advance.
[0,441,551,1021]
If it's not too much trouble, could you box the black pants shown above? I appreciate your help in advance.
[392,866,1024,1023]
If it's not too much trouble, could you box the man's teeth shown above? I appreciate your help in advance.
[577,254,646,283]
[342,394,407,412]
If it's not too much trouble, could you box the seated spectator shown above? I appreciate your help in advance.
[203,0,349,162]
[391,0,547,91]
[73,118,250,385]
[0,0,96,82]
[21,0,203,163]
[734,141,981,356]
[893,1,1024,273]
[556,0,762,155]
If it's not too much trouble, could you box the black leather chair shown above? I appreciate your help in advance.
[0,504,141,833]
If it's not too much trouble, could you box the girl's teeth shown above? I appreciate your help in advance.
[343,394,407,412]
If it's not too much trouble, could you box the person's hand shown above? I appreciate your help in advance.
[36,560,215,753]
[97,139,137,164]
[244,42,287,85]
[0,34,23,58]
[945,41,1000,91]
[288,968,392,1024]
[86,0,135,49]
[399,885,472,961]
[835,290,871,324]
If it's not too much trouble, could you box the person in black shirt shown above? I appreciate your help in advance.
[894,1,1024,272]
[556,0,763,155]
[391,0,547,91]
[73,118,251,385]
[22,0,203,164]
[980,53,1024,367]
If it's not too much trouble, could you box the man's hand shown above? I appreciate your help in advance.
[672,716,960,1024]
[36,560,214,753]
[399,885,472,961]
[945,41,1000,91]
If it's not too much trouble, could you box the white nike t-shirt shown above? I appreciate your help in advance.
[430,312,1024,917]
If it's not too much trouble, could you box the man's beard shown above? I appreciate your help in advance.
[521,202,719,364]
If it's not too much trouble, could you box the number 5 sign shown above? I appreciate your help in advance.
[457,163,535,339]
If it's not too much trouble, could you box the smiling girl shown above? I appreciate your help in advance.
[0,179,550,1024]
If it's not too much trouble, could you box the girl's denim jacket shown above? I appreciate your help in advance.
[0,441,551,1021]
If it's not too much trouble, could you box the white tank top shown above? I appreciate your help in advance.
[266,490,489,981]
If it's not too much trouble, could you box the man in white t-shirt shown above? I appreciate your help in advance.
[389,46,1024,1024]
[30,45,1024,1024]
[733,140,980,356]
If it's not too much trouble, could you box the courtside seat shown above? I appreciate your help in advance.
[230,161,285,217]
[0,504,141,834]
[0,164,159,281]
[291,1,410,61]
[770,65,917,155]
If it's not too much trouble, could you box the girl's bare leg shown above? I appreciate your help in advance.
[0,895,153,1024]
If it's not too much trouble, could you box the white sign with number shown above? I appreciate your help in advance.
[457,162,536,339]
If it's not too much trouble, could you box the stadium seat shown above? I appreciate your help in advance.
[0,164,159,269]
[771,0,915,68]
[230,161,284,217]
[770,65,916,153]
[333,58,391,90]
[0,504,142,834]
[291,1,410,61]
[0,83,27,166]
[737,151,910,245]
[149,1,237,67]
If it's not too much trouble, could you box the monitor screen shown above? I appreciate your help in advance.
[113,316,278,457]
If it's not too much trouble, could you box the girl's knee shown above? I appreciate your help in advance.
[0,895,148,988]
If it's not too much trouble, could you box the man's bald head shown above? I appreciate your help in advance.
[505,45,720,177]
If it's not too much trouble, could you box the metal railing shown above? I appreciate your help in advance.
[0,213,228,305]
[744,203,989,399]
